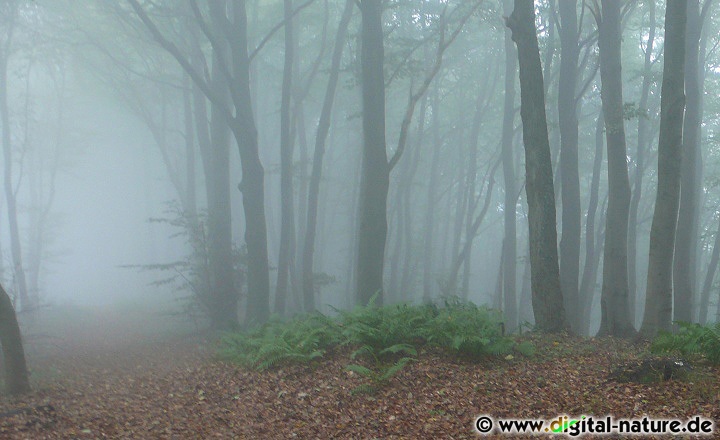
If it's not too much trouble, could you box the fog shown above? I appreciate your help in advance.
[0,0,717,344]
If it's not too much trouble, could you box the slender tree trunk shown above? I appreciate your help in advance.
[398,96,426,300]
[506,0,567,333]
[558,0,581,334]
[673,0,703,324]
[597,0,636,338]
[640,0,687,339]
[628,0,656,326]
[183,74,197,219]
[700,217,720,325]
[228,0,270,325]
[275,0,296,315]
[0,282,29,395]
[422,86,441,302]
[501,0,518,332]
[303,0,353,312]
[356,0,389,306]
[0,51,29,311]
[579,113,605,335]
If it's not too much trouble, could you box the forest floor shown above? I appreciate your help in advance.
[1,311,719,439]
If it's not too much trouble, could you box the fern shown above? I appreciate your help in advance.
[652,321,720,364]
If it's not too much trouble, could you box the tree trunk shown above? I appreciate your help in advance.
[579,113,605,335]
[596,0,636,338]
[206,55,237,330]
[640,0,687,339]
[506,0,567,333]
[422,86,441,302]
[356,0,389,306]
[229,0,270,325]
[0,282,29,395]
[673,0,703,324]
[558,0,581,334]
[302,0,353,312]
[700,217,720,325]
[628,0,656,327]
[0,49,30,312]
[275,0,296,316]
[501,0,518,332]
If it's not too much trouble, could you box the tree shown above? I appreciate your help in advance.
[557,0,581,334]
[501,0,518,332]
[0,282,29,395]
[128,0,271,327]
[0,0,30,312]
[506,0,568,333]
[673,0,712,323]
[640,0,687,339]
[356,0,389,306]
[595,0,636,338]
[274,0,296,315]
[628,0,658,326]
[302,0,354,312]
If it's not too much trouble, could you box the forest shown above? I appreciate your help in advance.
[0,0,720,438]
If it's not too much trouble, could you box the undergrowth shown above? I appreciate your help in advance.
[651,321,720,364]
[218,296,533,393]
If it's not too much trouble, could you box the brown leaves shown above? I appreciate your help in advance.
[0,334,718,438]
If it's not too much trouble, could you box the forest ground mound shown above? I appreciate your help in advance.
[1,313,719,439]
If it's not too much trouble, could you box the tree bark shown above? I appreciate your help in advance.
[356,0,389,306]
[596,0,636,338]
[506,0,567,333]
[640,0,687,339]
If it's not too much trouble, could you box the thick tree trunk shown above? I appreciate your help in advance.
[640,0,687,339]
[597,0,636,338]
[558,0,581,334]
[506,0,567,333]
[0,282,29,395]
[673,0,702,324]
[302,0,353,312]
[206,59,237,331]
[356,0,389,306]
[275,0,296,316]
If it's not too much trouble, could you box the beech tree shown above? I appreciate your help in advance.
[640,0,687,339]
[595,0,636,338]
[506,0,567,333]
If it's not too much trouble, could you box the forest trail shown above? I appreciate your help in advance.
[1,313,719,439]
